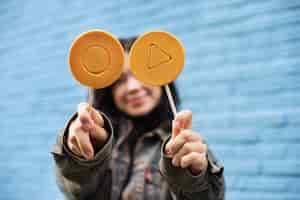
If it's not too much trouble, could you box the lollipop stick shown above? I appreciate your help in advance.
[164,85,177,118]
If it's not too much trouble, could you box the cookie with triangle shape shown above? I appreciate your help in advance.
[129,31,184,86]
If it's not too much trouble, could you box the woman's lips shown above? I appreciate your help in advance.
[127,95,147,107]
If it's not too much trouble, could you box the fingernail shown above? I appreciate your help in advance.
[172,158,178,167]
[165,148,171,155]
[174,121,180,129]
[165,141,173,154]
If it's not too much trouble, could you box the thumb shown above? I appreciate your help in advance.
[171,120,181,139]
[172,110,192,139]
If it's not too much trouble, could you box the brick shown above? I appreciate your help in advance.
[262,159,300,176]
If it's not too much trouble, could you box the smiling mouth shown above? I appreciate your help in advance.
[127,95,147,106]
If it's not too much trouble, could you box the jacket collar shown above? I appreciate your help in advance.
[118,118,171,144]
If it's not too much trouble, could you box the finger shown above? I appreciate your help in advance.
[167,130,202,155]
[68,136,83,156]
[172,120,181,139]
[90,108,104,126]
[172,142,207,167]
[175,110,192,129]
[166,119,186,154]
[72,117,91,132]
[172,110,192,139]
[90,124,108,144]
[181,152,207,172]
[75,130,94,160]
[77,102,94,125]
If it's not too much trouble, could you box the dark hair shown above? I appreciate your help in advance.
[87,36,180,136]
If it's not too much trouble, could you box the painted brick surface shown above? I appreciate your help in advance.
[1,0,299,199]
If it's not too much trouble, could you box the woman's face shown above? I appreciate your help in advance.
[112,53,162,117]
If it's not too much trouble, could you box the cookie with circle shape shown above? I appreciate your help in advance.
[69,30,124,88]
[129,31,184,86]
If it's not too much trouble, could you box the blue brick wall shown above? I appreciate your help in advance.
[1,0,299,199]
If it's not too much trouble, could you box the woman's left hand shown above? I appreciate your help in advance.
[165,110,208,175]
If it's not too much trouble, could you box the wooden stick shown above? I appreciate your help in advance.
[164,85,177,118]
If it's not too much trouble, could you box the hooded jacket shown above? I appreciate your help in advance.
[51,111,225,200]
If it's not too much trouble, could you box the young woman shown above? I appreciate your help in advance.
[51,37,225,200]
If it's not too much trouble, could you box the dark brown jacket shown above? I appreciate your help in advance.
[51,112,225,200]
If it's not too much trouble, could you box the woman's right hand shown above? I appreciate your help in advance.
[67,102,109,160]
